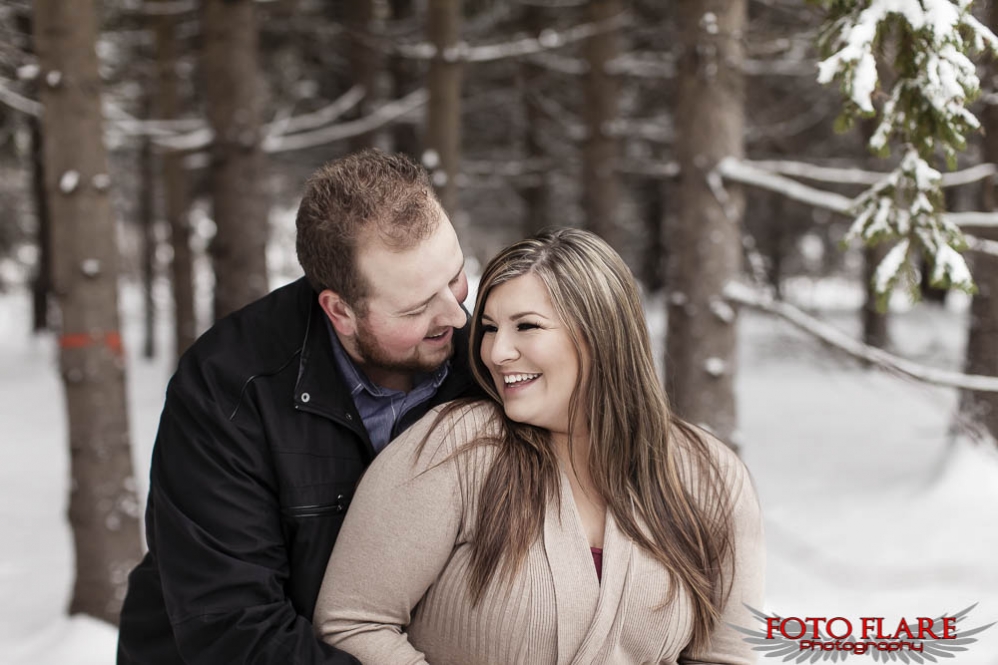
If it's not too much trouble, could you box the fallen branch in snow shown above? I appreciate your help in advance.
[724,281,998,393]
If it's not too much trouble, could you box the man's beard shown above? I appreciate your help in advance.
[353,319,454,375]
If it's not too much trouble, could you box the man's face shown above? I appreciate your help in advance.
[347,210,469,381]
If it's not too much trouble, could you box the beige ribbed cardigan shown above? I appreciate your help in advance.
[314,402,765,665]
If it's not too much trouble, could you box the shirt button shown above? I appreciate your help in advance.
[300,392,311,403]
[345,413,353,421]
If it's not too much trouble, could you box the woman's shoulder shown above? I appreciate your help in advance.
[378,399,503,472]
[669,420,754,505]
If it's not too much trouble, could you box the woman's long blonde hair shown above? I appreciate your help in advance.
[442,228,736,653]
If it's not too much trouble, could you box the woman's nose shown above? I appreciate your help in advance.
[489,328,519,365]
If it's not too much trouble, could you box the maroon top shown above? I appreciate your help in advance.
[591,547,603,582]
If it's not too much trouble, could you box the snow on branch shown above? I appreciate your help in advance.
[0,77,41,117]
[724,281,998,392]
[718,156,998,241]
[815,0,998,298]
[137,0,196,15]
[152,86,383,152]
[746,158,998,188]
[718,156,853,213]
[103,100,206,138]
[386,12,630,63]
[524,50,816,79]
[263,88,427,153]
[616,160,680,178]
[264,85,365,139]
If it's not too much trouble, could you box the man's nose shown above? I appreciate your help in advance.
[437,288,468,330]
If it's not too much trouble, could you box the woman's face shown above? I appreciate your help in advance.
[479,273,583,437]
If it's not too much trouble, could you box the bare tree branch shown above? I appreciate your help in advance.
[0,77,41,116]
[263,88,427,153]
[747,158,998,188]
[264,85,365,138]
[384,12,630,63]
[718,157,998,229]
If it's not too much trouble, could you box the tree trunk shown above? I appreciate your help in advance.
[30,104,52,331]
[389,0,421,159]
[33,0,143,624]
[582,0,624,253]
[16,9,52,332]
[961,1,998,442]
[154,3,197,359]
[639,177,665,291]
[667,0,746,445]
[519,1,549,237]
[426,0,463,220]
[140,103,156,360]
[862,243,890,348]
[200,0,269,321]
[860,98,890,347]
[347,0,392,153]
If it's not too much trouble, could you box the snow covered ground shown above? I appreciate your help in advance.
[2,276,998,664]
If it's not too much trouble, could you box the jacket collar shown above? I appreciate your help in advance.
[293,287,481,457]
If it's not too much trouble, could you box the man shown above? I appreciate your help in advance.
[118,150,478,664]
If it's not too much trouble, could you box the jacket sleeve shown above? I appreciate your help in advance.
[312,407,470,664]
[147,366,360,665]
[680,449,767,665]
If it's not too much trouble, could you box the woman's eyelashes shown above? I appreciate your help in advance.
[479,321,542,333]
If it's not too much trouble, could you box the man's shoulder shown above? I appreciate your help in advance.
[171,278,315,400]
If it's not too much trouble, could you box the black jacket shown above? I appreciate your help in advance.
[117,277,479,664]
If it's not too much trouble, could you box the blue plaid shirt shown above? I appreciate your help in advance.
[327,320,450,452]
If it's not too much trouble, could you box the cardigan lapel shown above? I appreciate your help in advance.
[571,509,635,665]
[544,472,600,665]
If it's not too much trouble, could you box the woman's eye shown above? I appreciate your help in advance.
[481,323,497,333]
[517,322,540,331]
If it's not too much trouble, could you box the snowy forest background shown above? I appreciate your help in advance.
[2,0,998,662]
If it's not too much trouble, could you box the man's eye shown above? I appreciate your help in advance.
[405,308,428,317]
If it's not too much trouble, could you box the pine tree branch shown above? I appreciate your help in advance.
[724,281,998,392]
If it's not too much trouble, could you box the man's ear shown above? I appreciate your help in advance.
[318,289,358,337]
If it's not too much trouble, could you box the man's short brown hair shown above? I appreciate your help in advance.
[296,149,440,308]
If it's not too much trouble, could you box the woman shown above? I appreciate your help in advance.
[313,228,764,664]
